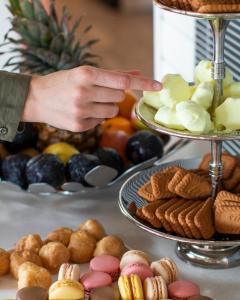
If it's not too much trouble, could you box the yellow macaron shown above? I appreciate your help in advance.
[118,275,132,300]
[49,279,84,300]
[130,274,144,300]
[118,274,144,300]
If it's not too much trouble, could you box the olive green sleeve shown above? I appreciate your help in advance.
[0,71,31,142]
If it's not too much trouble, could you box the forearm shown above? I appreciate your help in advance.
[0,71,31,142]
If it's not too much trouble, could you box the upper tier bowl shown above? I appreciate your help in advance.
[153,0,240,20]
[136,98,240,141]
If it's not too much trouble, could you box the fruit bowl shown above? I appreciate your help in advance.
[136,98,240,141]
[0,137,187,196]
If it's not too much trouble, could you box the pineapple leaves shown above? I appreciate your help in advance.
[32,0,49,25]
[1,0,99,73]
[8,0,22,16]
[61,6,71,38]
[50,34,64,55]
[20,0,35,20]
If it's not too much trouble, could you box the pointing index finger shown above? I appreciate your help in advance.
[89,68,162,91]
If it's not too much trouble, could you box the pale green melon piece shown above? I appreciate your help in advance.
[215,98,240,130]
[176,101,213,134]
[158,74,191,108]
[154,106,185,130]
[191,81,214,110]
[143,91,162,109]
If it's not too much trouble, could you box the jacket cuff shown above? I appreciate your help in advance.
[0,71,31,142]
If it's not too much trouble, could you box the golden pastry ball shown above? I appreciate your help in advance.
[68,230,96,263]
[94,235,126,259]
[10,250,43,279]
[39,242,70,274]
[78,219,106,241]
[45,227,73,246]
[18,262,52,290]
[0,248,10,276]
[15,234,43,254]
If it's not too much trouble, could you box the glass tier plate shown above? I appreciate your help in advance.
[136,98,240,141]
[153,0,240,19]
[119,157,240,247]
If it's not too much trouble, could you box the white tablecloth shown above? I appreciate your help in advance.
[0,141,239,300]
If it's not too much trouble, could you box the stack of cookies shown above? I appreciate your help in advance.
[158,0,240,13]
[134,153,240,239]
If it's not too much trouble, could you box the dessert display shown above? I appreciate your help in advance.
[130,152,240,239]
[0,219,212,299]
[157,0,240,13]
[142,60,240,135]
[0,91,170,191]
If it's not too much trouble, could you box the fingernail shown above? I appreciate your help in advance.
[153,81,162,90]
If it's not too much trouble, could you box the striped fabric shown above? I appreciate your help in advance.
[195,19,240,156]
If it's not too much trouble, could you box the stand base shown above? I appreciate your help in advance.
[176,242,240,268]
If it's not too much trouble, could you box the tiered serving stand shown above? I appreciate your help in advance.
[119,0,240,269]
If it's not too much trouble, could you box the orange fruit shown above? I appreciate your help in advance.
[117,91,137,119]
[99,129,130,160]
[101,116,135,135]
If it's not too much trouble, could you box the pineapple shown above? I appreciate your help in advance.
[1,0,101,152]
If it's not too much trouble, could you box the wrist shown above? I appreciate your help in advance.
[21,76,43,123]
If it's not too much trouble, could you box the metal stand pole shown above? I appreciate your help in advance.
[209,18,229,199]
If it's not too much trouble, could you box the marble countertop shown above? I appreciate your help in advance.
[0,140,239,300]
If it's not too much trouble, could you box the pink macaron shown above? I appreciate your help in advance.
[168,280,200,300]
[90,255,120,281]
[80,271,112,296]
[121,263,153,282]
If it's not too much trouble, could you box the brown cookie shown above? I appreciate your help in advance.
[169,200,194,237]
[199,153,237,180]
[155,198,180,232]
[178,202,200,238]
[215,207,240,234]
[223,166,240,191]
[215,191,240,208]
[136,207,146,221]
[164,198,187,235]
[175,173,212,199]
[185,201,203,239]
[168,169,187,194]
[128,202,137,215]
[198,3,240,12]
[194,197,215,239]
[151,169,177,199]
[138,181,156,202]
[142,201,166,228]
[191,0,240,11]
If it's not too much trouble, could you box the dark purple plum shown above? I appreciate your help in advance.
[66,154,101,186]
[126,130,164,164]
[3,123,38,153]
[1,154,30,189]
[26,154,65,188]
[94,147,124,175]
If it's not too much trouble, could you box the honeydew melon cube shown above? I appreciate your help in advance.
[215,98,240,130]
[154,106,185,130]
[191,81,214,110]
[176,101,213,134]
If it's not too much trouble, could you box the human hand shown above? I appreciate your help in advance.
[22,66,162,132]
